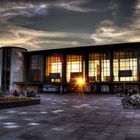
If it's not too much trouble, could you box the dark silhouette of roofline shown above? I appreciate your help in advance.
[26,42,140,54]
[0,46,28,51]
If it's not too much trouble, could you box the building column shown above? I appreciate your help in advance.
[24,53,30,90]
[109,50,114,94]
[84,52,89,83]
[137,48,140,91]
[43,52,46,83]
[110,50,113,82]
[62,54,66,93]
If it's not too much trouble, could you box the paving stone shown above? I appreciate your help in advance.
[0,94,140,139]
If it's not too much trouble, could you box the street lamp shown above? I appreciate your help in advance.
[77,77,85,95]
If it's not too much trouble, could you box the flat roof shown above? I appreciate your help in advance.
[25,42,140,54]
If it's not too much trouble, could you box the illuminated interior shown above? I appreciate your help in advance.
[89,53,110,82]
[66,55,82,82]
[89,53,100,81]
[46,55,62,82]
[113,51,137,81]
[29,48,138,85]
[101,53,110,82]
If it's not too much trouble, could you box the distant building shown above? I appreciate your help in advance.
[0,42,140,94]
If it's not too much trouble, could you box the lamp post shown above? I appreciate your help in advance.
[77,77,85,95]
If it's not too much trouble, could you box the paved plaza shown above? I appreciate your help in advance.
[0,94,140,140]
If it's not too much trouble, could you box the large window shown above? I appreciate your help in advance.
[89,53,100,82]
[89,53,110,82]
[66,55,82,82]
[46,55,62,82]
[101,54,110,82]
[113,51,137,81]
[29,55,43,82]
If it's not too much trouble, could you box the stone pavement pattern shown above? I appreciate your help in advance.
[0,94,140,140]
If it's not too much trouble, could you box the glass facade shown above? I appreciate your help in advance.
[66,55,83,82]
[0,43,139,93]
[113,50,137,81]
[29,55,43,82]
[89,53,110,82]
[89,53,100,82]
[27,48,138,85]
[45,55,62,82]
[101,53,110,82]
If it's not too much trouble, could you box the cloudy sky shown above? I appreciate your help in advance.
[0,0,140,50]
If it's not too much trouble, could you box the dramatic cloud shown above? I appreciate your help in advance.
[0,0,139,50]
[54,0,94,13]
[0,2,48,20]
[91,0,140,44]
[0,25,92,50]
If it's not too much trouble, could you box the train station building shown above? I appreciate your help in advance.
[0,42,140,94]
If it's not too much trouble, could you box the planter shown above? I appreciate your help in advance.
[0,97,40,109]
